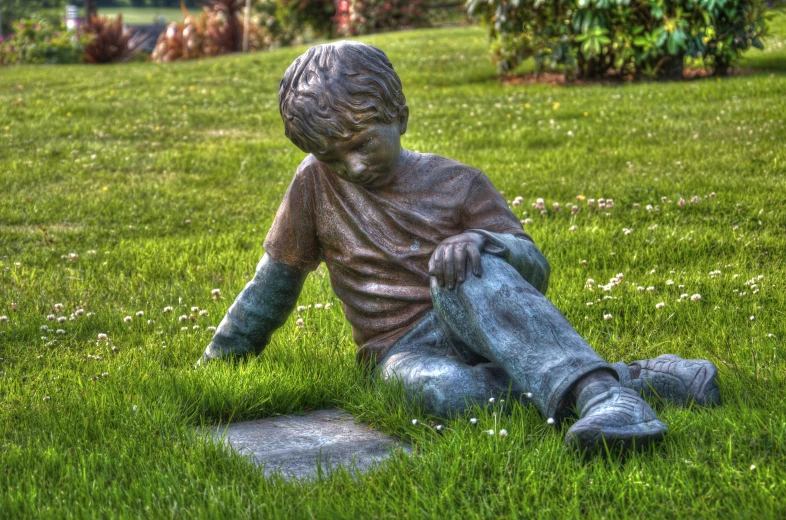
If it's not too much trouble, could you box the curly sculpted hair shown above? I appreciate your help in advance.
[278,41,407,154]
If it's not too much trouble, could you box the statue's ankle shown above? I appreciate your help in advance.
[572,369,620,413]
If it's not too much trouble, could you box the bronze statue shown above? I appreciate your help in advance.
[197,41,720,451]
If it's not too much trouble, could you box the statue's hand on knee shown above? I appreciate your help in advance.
[428,232,486,289]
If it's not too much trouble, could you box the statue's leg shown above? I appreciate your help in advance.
[430,253,615,422]
[375,311,529,418]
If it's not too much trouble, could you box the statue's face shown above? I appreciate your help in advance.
[311,109,408,189]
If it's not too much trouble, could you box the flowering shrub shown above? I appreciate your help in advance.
[334,0,430,36]
[0,19,90,65]
[466,0,771,79]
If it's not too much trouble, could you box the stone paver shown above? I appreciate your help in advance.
[206,408,410,479]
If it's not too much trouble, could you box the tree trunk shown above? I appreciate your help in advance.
[85,0,98,23]
[661,53,684,80]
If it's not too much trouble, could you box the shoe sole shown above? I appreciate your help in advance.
[565,419,668,452]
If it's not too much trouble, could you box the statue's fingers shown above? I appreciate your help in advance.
[468,244,482,277]
[443,245,456,289]
[455,243,468,283]
[432,247,445,286]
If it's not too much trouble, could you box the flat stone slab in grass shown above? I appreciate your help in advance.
[208,409,411,480]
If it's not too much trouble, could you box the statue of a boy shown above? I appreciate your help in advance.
[198,41,720,451]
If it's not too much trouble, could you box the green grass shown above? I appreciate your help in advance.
[97,7,184,26]
[1,15,786,519]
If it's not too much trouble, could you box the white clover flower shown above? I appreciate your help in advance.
[750,316,755,321]
[207,326,217,332]
[315,304,323,310]
[296,318,304,328]
[47,314,55,321]
[75,308,84,316]
[41,325,50,332]
[647,286,655,292]
[98,333,108,340]
[603,314,613,321]
[136,311,144,317]
[526,392,533,399]
[56,329,65,335]
[656,302,665,309]
[499,429,508,438]
[325,303,332,310]
[488,397,496,404]
[487,429,495,436]
[199,309,208,316]
[132,405,139,413]
[191,307,199,313]
[124,316,132,323]
[666,280,675,286]
[435,425,444,432]
[412,419,418,426]
[470,418,478,425]
[569,225,578,232]
[211,288,221,298]
[192,325,200,330]
[691,294,701,301]
[0,316,7,323]
[54,304,64,312]
[547,418,555,425]
[178,315,188,323]
[297,305,306,312]
[57,316,66,323]
[162,306,173,313]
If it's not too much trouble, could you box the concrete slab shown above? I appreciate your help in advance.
[206,409,411,480]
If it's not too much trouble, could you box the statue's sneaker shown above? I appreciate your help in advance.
[565,387,667,451]
[613,355,721,407]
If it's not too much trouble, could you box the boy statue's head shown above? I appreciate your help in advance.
[279,41,410,189]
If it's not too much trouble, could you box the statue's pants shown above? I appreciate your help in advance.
[376,253,614,421]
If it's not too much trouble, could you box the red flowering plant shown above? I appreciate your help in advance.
[334,0,430,36]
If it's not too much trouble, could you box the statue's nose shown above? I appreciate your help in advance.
[346,156,367,179]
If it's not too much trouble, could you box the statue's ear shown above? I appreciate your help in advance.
[398,106,409,136]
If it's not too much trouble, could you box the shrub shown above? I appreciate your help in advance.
[0,19,90,65]
[151,3,270,62]
[466,0,771,79]
[334,0,430,36]
[82,14,149,63]
[258,0,336,44]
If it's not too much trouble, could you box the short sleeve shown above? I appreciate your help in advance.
[462,173,532,241]
[263,168,321,271]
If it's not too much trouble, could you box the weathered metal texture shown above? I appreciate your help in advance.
[207,409,411,480]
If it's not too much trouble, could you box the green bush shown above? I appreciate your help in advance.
[466,0,771,79]
[0,19,91,65]
[255,0,336,46]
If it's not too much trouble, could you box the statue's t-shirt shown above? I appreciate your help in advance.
[263,150,530,364]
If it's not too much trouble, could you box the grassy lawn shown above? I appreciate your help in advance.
[97,7,184,26]
[1,15,786,519]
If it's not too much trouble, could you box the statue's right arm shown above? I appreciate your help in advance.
[195,253,310,367]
